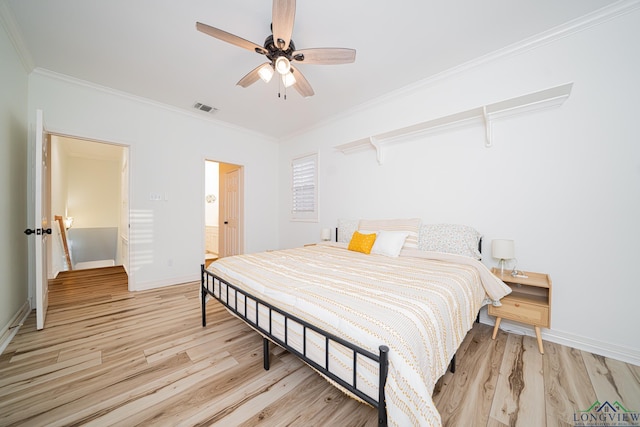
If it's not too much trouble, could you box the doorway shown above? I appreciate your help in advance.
[50,135,129,283]
[204,160,244,267]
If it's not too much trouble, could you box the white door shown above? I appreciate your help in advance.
[34,109,51,330]
[222,168,240,257]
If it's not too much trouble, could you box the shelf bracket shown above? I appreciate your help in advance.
[370,136,384,165]
[482,105,493,148]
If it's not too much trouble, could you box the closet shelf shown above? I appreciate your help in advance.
[335,82,573,164]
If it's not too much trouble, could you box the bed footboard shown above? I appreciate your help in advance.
[201,265,389,426]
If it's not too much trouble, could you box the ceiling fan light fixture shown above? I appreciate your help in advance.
[282,71,296,88]
[258,64,274,83]
[275,56,291,75]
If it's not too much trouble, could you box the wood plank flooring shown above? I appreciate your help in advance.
[1,266,638,426]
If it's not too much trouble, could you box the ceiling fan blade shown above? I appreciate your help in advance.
[292,48,356,65]
[237,62,271,88]
[290,65,314,98]
[272,0,296,51]
[196,22,267,55]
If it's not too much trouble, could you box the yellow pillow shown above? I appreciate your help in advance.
[348,231,377,254]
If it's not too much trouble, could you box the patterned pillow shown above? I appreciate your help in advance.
[358,218,421,250]
[348,231,377,254]
[337,218,359,243]
[418,224,482,259]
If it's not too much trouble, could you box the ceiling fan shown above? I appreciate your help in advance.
[196,0,356,98]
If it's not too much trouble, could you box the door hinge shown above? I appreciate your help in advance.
[24,228,52,236]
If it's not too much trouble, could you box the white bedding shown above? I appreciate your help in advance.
[206,242,511,426]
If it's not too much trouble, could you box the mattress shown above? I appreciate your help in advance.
[207,242,511,426]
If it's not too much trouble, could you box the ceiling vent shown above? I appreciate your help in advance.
[193,102,218,113]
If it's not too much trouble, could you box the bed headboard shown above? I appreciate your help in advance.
[336,222,483,259]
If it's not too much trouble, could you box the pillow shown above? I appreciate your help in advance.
[371,230,409,257]
[337,218,359,243]
[358,218,421,250]
[418,224,482,259]
[347,231,377,254]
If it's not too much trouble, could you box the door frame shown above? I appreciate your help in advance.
[28,121,132,315]
[203,158,244,260]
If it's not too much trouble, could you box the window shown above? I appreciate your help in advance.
[291,153,318,221]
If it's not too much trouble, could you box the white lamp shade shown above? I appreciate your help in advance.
[492,239,515,259]
[275,56,291,75]
[281,72,296,88]
[258,64,274,83]
[321,228,331,241]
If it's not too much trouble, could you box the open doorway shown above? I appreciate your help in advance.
[50,135,129,284]
[204,160,243,267]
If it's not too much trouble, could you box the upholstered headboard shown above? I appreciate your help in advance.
[336,219,483,259]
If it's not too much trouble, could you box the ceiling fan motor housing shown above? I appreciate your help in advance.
[261,35,298,64]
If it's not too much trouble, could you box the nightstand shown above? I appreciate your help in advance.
[489,268,552,354]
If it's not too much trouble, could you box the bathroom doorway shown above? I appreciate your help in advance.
[204,160,243,267]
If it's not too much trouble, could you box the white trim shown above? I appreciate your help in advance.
[0,300,31,356]
[479,311,640,366]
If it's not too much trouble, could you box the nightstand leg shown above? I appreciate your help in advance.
[535,326,544,354]
[492,317,502,339]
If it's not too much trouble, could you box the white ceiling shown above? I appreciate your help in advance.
[53,135,124,161]
[4,0,620,139]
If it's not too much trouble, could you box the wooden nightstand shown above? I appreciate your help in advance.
[489,268,552,354]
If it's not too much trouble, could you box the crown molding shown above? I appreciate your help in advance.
[31,68,277,143]
[0,1,34,72]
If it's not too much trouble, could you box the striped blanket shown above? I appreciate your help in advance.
[207,242,511,426]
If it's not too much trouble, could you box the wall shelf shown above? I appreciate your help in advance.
[335,83,573,164]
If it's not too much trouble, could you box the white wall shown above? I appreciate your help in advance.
[28,70,279,291]
[278,8,640,363]
[67,155,121,228]
[0,16,29,346]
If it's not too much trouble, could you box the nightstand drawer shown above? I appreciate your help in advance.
[488,298,549,327]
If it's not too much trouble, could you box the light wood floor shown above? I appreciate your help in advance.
[1,266,638,426]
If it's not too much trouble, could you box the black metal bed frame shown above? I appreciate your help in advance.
[199,233,478,425]
[201,265,391,425]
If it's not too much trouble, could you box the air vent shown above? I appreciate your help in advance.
[193,102,218,113]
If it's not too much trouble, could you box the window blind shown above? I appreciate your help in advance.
[291,153,318,221]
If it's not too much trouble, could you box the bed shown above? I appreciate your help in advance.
[200,220,511,426]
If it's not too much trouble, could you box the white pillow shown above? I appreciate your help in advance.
[371,230,409,257]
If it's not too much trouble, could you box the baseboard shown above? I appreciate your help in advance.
[478,310,640,366]
[0,300,31,356]
[132,274,200,292]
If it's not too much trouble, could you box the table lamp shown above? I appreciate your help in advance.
[492,239,514,275]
